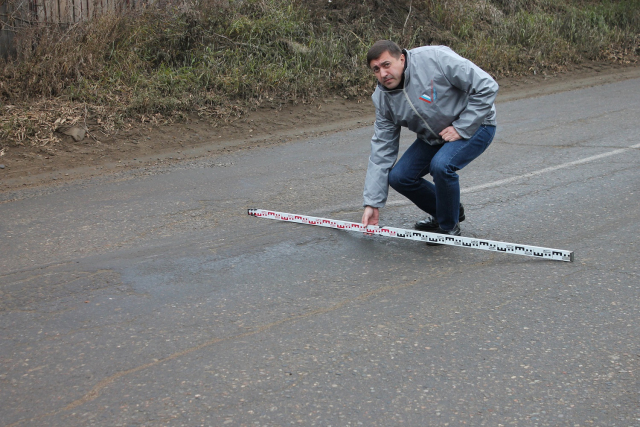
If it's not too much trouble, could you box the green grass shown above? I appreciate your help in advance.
[1,0,638,146]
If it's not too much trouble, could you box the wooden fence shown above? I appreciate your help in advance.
[1,0,148,26]
[26,0,147,24]
[1,0,151,58]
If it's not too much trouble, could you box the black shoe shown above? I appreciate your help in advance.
[414,204,465,231]
[426,223,461,246]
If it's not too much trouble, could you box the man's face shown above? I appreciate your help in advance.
[370,51,405,89]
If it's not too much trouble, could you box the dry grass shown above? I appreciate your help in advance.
[1,0,638,148]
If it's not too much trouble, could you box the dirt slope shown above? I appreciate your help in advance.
[1,60,639,192]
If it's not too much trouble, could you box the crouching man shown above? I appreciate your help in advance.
[362,40,498,244]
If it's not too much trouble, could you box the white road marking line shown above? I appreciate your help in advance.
[382,142,640,208]
[462,142,640,194]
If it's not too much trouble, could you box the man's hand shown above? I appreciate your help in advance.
[439,126,461,142]
[362,206,379,229]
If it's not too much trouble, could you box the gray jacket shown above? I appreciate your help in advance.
[363,46,498,208]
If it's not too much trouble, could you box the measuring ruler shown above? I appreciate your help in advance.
[248,208,574,262]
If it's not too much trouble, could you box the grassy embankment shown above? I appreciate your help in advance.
[0,0,638,147]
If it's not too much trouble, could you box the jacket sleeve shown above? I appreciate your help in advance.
[363,107,400,208]
[437,48,498,139]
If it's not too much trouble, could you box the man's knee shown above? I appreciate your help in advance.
[430,159,456,181]
[388,168,401,190]
[389,168,412,191]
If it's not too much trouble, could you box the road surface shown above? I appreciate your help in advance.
[1,77,639,426]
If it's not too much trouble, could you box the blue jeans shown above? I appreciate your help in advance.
[388,125,496,231]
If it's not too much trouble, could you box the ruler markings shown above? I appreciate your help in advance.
[248,209,574,262]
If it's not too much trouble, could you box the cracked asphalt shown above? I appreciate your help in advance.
[1,77,639,426]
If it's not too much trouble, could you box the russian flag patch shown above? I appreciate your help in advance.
[419,82,436,103]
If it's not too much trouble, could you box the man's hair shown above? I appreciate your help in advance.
[367,40,402,67]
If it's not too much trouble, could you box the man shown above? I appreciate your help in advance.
[361,40,498,244]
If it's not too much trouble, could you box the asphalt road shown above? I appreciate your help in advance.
[1,77,639,426]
